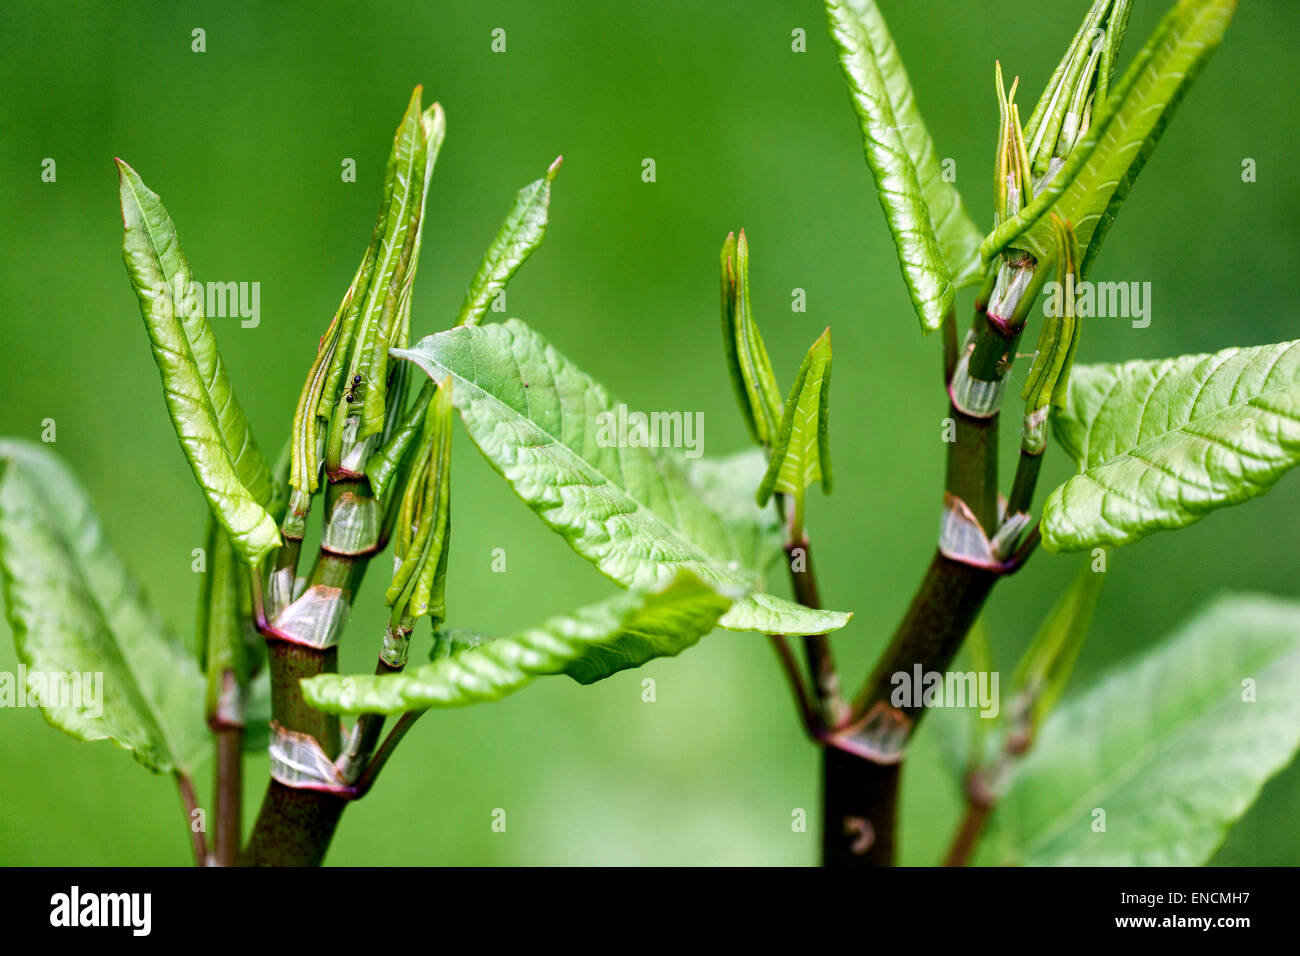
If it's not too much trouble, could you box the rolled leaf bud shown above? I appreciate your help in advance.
[1020,215,1083,431]
[320,90,445,479]
[1023,0,1132,180]
[720,230,784,446]
[382,379,453,666]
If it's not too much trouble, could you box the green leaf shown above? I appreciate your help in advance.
[758,328,833,505]
[386,380,453,628]
[366,380,434,499]
[456,156,561,327]
[1042,340,1300,552]
[988,593,1300,866]
[117,159,279,568]
[0,439,207,774]
[393,320,851,635]
[719,230,784,445]
[302,573,733,714]
[825,0,984,331]
[980,0,1236,272]
[321,91,445,467]
[685,449,784,579]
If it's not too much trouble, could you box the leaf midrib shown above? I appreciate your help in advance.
[410,337,757,593]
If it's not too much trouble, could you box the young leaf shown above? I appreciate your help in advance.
[720,230,784,445]
[117,160,279,567]
[988,593,1300,866]
[456,156,562,327]
[980,0,1236,273]
[392,320,852,635]
[386,381,453,628]
[366,379,434,499]
[1042,340,1300,552]
[322,91,445,468]
[301,573,733,714]
[825,0,984,331]
[758,328,833,505]
[0,439,207,774]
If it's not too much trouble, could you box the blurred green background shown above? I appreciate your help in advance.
[2,0,1296,866]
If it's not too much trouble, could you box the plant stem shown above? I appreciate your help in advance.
[243,784,348,867]
[213,725,243,867]
[785,538,846,726]
[1007,448,1043,516]
[827,291,1042,866]
[352,710,423,799]
[175,772,206,866]
[822,749,899,865]
[244,640,345,865]
[942,800,991,867]
[768,634,820,734]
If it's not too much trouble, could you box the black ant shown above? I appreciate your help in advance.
[344,374,363,403]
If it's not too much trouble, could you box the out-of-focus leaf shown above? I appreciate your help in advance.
[393,320,851,635]
[0,439,207,774]
[456,156,561,327]
[758,329,833,504]
[989,594,1300,866]
[1011,558,1106,728]
[684,449,783,579]
[302,573,733,714]
[117,160,279,567]
[825,0,984,330]
[1042,341,1300,552]
[980,0,1236,273]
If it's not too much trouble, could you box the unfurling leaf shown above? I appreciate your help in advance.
[981,0,1236,274]
[117,159,279,568]
[1042,340,1300,552]
[758,328,833,506]
[990,594,1300,866]
[393,320,851,635]
[0,439,207,774]
[1020,216,1082,413]
[456,156,561,328]
[720,230,784,445]
[366,380,434,500]
[825,0,984,331]
[1021,0,1133,179]
[386,380,453,629]
[301,573,733,714]
[320,89,445,474]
